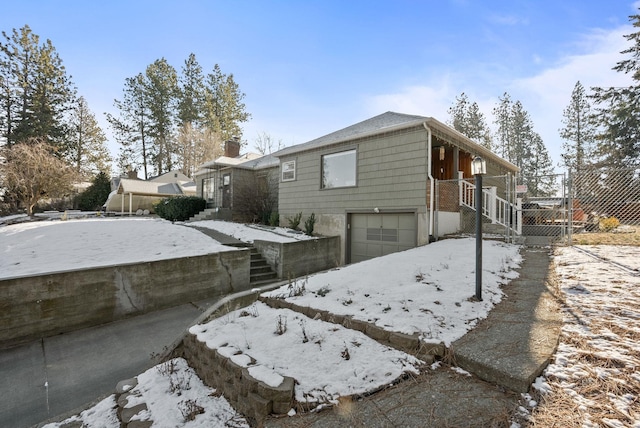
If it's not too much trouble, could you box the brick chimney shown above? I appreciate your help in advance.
[224,137,241,158]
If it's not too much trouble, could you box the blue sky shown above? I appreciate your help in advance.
[1,1,638,168]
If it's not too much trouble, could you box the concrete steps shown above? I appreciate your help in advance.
[250,248,278,285]
[188,208,231,222]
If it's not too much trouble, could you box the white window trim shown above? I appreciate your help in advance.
[282,160,296,182]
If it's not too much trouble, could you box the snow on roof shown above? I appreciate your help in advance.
[116,178,185,197]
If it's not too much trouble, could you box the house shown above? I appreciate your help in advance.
[103,169,196,214]
[193,139,280,223]
[273,111,519,264]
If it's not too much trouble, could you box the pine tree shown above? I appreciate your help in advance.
[591,11,640,167]
[493,93,556,195]
[64,96,111,177]
[107,73,151,178]
[0,25,75,148]
[447,92,492,149]
[75,171,111,211]
[144,58,179,175]
[203,64,250,141]
[560,81,596,172]
[178,53,205,127]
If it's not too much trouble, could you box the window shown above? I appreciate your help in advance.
[321,149,356,189]
[282,160,296,182]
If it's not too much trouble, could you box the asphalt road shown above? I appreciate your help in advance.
[0,302,209,428]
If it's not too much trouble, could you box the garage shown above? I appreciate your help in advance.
[348,213,417,263]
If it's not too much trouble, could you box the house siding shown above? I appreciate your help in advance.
[278,127,430,261]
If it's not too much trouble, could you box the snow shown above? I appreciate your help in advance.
[190,219,316,243]
[4,216,638,426]
[262,238,522,345]
[43,358,249,428]
[0,217,236,278]
[190,302,423,404]
[528,245,640,427]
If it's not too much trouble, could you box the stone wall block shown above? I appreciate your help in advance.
[328,313,345,326]
[389,331,419,352]
[343,317,368,333]
[365,324,390,341]
[120,403,148,425]
[249,392,273,420]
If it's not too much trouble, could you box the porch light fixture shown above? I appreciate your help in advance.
[471,156,486,175]
[439,146,445,161]
[472,156,486,301]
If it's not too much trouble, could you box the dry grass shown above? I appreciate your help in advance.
[524,253,640,428]
[569,226,640,246]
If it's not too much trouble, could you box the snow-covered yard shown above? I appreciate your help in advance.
[3,217,638,427]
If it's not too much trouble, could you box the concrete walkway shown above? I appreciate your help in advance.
[185,225,247,247]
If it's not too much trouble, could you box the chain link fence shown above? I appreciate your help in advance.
[570,166,640,234]
[434,167,640,244]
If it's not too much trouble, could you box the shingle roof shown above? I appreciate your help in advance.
[273,112,429,157]
[234,154,279,170]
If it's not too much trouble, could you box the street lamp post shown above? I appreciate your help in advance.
[472,156,486,301]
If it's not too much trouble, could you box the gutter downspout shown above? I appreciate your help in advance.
[423,122,435,242]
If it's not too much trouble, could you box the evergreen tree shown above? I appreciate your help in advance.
[107,73,151,178]
[0,25,75,148]
[447,92,492,149]
[75,171,111,211]
[560,81,596,172]
[178,53,205,127]
[493,93,555,194]
[591,11,640,167]
[203,64,250,141]
[144,58,179,174]
[110,56,250,177]
[65,96,111,177]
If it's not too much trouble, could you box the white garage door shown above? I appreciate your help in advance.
[349,213,416,263]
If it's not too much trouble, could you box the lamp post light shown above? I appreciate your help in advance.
[471,156,486,301]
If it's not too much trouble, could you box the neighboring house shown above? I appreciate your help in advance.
[194,139,280,222]
[103,169,196,214]
[273,111,519,264]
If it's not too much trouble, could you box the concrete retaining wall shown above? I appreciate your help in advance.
[0,250,250,348]
[253,236,340,280]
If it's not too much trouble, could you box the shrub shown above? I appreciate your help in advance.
[268,211,280,227]
[599,216,620,232]
[287,212,302,230]
[154,196,206,222]
[75,172,112,211]
[304,213,316,236]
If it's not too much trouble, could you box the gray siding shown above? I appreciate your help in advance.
[278,127,429,220]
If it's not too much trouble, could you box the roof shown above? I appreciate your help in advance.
[116,178,186,197]
[273,111,519,173]
[234,154,279,170]
[273,112,426,157]
[199,152,263,169]
[148,169,191,183]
